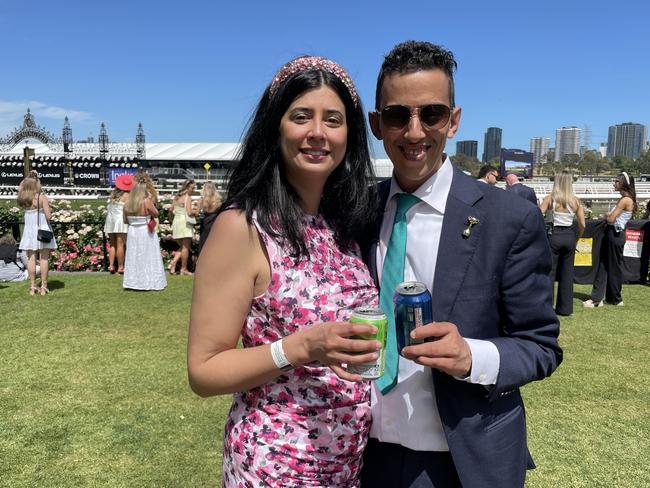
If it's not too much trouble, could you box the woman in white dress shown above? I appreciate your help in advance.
[17,176,57,295]
[122,181,167,291]
[104,174,132,274]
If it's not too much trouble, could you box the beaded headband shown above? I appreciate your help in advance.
[269,56,359,107]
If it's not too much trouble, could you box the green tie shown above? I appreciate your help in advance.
[376,193,420,394]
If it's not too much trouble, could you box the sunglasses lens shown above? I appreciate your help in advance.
[420,104,451,128]
[380,105,411,128]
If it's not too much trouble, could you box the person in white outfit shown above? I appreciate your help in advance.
[104,174,132,274]
[17,175,56,295]
[122,181,167,291]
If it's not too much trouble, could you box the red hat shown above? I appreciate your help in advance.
[115,174,134,191]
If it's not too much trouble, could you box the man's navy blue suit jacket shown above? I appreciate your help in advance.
[507,182,538,205]
[360,166,562,488]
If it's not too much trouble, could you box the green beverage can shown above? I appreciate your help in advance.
[347,306,387,379]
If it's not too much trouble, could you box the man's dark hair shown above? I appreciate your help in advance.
[478,165,498,179]
[375,40,457,110]
[221,67,376,258]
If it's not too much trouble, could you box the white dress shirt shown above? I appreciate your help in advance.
[370,157,500,451]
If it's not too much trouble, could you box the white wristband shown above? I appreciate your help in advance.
[270,339,292,371]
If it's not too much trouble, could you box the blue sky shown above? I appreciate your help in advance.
[1,0,648,158]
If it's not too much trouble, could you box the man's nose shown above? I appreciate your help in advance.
[404,111,425,140]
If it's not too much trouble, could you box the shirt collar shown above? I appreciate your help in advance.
[388,156,453,214]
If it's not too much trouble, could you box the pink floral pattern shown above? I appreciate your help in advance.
[222,214,378,487]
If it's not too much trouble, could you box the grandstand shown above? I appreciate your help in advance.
[1,110,649,204]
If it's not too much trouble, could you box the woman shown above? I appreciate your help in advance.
[539,170,586,316]
[122,181,167,291]
[17,176,56,295]
[136,168,159,205]
[584,172,637,307]
[196,181,222,254]
[188,56,380,487]
[104,174,132,274]
[168,179,196,275]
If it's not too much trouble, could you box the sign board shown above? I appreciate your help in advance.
[36,165,65,185]
[623,229,644,259]
[203,163,211,171]
[575,237,593,267]
[73,168,102,186]
[107,167,137,186]
[0,163,24,185]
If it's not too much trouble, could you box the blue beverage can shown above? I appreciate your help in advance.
[394,281,433,353]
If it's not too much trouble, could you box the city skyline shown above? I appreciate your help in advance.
[1,1,649,160]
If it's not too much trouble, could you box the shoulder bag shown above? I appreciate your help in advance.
[144,199,157,233]
[185,195,197,225]
[36,193,54,243]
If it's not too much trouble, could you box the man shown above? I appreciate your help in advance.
[477,165,498,185]
[360,41,562,488]
[505,172,538,205]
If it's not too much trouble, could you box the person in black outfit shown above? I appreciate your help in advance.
[539,170,586,315]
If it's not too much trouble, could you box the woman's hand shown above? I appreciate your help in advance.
[284,321,382,382]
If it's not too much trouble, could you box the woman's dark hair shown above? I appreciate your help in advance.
[617,172,638,212]
[221,67,376,258]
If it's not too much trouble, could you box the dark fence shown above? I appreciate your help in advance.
[573,220,650,285]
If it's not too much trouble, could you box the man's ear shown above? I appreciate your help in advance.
[447,106,462,139]
[368,111,382,140]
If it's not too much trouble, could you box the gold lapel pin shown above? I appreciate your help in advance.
[462,216,480,238]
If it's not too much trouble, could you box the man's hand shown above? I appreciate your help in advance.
[400,322,472,377]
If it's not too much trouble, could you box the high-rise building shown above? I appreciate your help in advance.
[456,140,478,159]
[598,143,608,158]
[554,127,581,161]
[482,127,502,162]
[606,122,648,159]
[530,137,550,164]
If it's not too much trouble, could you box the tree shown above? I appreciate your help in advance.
[450,154,481,176]
[577,150,610,176]
[635,150,650,175]
[611,155,634,174]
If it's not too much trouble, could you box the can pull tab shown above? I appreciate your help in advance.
[462,216,480,238]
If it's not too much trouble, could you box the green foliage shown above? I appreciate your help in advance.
[0,199,196,271]
[450,154,481,176]
[1,277,649,486]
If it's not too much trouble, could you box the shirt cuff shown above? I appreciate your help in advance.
[455,338,500,385]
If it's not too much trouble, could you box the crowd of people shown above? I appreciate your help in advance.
[476,164,640,314]
[2,39,647,488]
[6,170,222,292]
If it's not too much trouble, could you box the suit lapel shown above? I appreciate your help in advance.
[432,167,486,322]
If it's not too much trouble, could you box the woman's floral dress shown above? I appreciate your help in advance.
[222,215,379,487]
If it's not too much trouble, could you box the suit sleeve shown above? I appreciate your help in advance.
[488,205,562,400]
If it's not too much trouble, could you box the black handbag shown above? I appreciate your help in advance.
[36,193,54,243]
[544,200,554,237]
[545,221,554,237]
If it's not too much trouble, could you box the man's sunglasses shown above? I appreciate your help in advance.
[378,104,452,130]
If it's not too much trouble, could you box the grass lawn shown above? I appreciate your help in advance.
[1,276,649,487]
